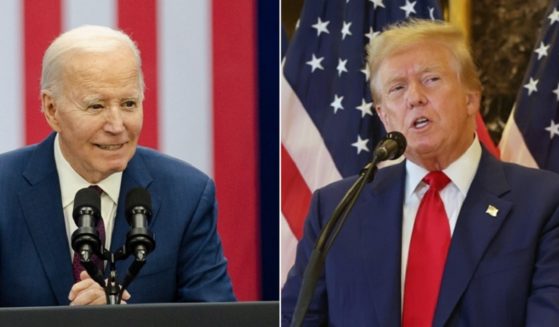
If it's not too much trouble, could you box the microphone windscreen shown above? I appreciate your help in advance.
[72,187,101,222]
[125,187,152,213]
[386,131,407,158]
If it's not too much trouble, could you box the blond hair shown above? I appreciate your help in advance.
[366,19,481,103]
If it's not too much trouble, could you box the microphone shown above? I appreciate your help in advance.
[125,187,155,260]
[71,187,102,262]
[373,131,407,162]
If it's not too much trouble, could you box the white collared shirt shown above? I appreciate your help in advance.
[400,137,482,303]
[53,134,122,260]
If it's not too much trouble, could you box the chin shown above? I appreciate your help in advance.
[100,161,129,175]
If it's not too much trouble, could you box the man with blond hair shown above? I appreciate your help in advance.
[282,20,559,326]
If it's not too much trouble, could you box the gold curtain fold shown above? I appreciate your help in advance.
[443,0,472,44]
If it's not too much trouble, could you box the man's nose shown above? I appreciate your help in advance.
[104,106,125,133]
[406,82,428,109]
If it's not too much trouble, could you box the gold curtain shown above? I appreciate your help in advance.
[443,0,472,43]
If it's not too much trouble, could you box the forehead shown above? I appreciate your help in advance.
[379,41,457,79]
[61,46,140,93]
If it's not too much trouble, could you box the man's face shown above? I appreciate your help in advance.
[375,41,479,170]
[42,46,143,183]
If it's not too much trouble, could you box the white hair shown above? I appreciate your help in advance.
[40,25,144,102]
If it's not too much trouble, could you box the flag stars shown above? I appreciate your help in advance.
[337,58,349,76]
[553,83,559,101]
[545,120,559,139]
[523,77,539,95]
[306,54,325,72]
[428,7,435,20]
[341,21,352,40]
[361,63,371,81]
[312,17,330,36]
[356,99,373,117]
[352,135,370,154]
[365,27,380,42]
[549,8,559,25]
[534,42,550,60]
[330,95,345,113]
[369,0,385,10]
[400,0,417,18]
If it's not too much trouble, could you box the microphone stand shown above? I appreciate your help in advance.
[73,187,155,305]
[77,237,154,304]
[289,156,379,327]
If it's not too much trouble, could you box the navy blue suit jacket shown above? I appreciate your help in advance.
[282,150,559,326]
[0,133,235,306]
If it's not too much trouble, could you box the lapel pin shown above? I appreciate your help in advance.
[486,205,499,218]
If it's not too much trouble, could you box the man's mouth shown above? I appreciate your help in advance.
[413,117,430,129]
[95,143,125,150]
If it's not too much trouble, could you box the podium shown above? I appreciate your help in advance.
[0,301,278,327]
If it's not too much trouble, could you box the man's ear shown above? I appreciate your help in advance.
[465,90,481,116]
[42,91,61,132]
[376,104,389,129]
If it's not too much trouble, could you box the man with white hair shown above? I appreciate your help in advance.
[0,25,235,306]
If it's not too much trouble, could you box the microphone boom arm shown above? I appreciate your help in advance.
[290,131,406,327]
[290,160,378,327]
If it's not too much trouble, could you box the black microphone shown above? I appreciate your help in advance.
[125,187,155,260]
[71,187,102,262]
[373,131,407,162]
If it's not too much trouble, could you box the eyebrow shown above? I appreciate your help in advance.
[81,93,140,103]
[82,95,104,103]
[384,65,443,86]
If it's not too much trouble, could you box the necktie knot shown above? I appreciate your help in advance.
[89,185,104,195]
[423,171,450,192]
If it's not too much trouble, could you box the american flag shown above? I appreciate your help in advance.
[281,0,443,285]
[500,0,559,173]
[0,0,275,301]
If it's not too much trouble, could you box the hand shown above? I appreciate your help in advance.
[68,271,131,305]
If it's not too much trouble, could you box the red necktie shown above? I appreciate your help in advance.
[403,171,451,327]
[72,185,106,281]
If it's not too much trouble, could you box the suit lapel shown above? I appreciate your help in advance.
[360,163,406,326]
[110,149,160,276]
[20,134,74,305]
[434,151,512,327]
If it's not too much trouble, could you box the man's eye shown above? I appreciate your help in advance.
[425,76,440,83]
[88,104,104,110]
[123,101,136,109]
[389,85,404,93]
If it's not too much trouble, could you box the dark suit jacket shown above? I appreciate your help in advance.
[282,150,559,326]
[0,133,235,306]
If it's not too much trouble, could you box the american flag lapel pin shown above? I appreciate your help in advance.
[485,205,499,218]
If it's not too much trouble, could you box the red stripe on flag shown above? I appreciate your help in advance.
[118,0,159,149]
[212,1,260,300]
[24,0,61,145]
[281,146,311,239]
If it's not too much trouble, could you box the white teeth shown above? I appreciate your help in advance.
[97,144,123,150]
[414,117,429,128]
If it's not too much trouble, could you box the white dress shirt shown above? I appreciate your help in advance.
[400,137,482,303]
[53,134,122,261]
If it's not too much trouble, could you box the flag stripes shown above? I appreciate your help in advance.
[118,0,159,149]
[212,0,260,299]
